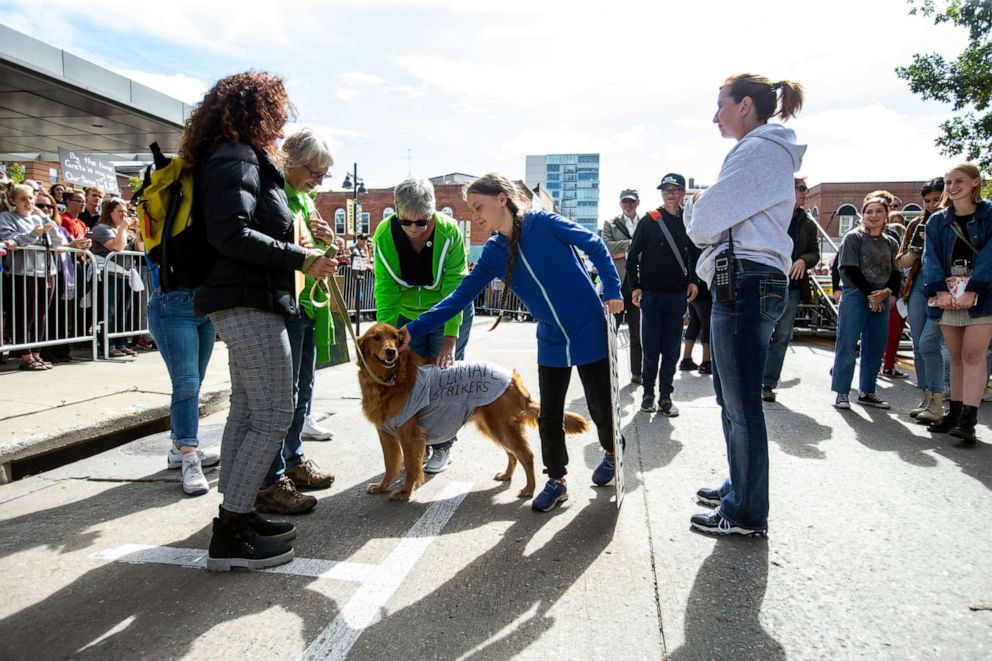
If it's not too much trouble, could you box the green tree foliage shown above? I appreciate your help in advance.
[897,1,992,174]
[4,162,25,184]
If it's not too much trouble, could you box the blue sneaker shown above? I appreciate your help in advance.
[592,453,615,486]
[531,478,568,512]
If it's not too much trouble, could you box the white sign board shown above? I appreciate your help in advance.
[58,147,120,194]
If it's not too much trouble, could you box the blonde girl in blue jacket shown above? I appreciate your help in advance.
[400,173,624,512]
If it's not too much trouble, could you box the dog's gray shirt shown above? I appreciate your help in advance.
[380,361,513,443]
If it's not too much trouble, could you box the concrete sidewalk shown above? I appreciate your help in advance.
[0,318,990,659]
[0,344,231,482]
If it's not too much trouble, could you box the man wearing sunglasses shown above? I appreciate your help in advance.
[373,176,472,473]
[761,176,820,402]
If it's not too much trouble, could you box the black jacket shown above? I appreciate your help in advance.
[627,207,697,293]
[193,142,308,317]
[788,208,821,302]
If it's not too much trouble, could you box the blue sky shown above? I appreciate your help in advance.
[0,0,968,220]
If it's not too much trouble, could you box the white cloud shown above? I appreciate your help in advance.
[117,70,208,104]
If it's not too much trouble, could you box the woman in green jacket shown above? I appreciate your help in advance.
[374,177,473,473]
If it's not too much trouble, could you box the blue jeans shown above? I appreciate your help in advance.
[710,261,786,529]
[264,311,318,487]
[147,287,215,448]
[831,288,889,395]
[398,303,474,450]
[639,290,687,398]
[762,287,802,389]
[908,276,944,392]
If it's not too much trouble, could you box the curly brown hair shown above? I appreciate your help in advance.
[178,70,296,167]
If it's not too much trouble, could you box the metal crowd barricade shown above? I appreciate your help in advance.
[0,245,99,359]
[474,281,533,321]
[338,265,377,315]
[100,249,151,358]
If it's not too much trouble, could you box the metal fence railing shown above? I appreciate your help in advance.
[99,250,151,358]
[1,245,98,359]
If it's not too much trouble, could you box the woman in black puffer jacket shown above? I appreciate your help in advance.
[181,71,337,571]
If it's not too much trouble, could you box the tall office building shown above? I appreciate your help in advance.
[525,153,600,232]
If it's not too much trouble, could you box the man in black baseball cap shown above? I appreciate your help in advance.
[629,172,697,416]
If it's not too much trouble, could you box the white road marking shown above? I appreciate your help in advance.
[89,544,375,583]
[300,480,474,661]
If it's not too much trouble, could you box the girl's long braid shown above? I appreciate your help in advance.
[490,213,523,331]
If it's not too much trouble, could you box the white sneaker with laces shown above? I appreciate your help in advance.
[167,445,220,469]
[181,453,209,496]
[302,416,334,440]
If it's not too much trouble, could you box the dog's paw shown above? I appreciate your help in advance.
[494,471,512,482]
[517,487,534,498]
[367,483,389,494]
[390,490,412,502]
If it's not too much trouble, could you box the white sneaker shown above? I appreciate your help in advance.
[424,446,452,474]
[180,453,209,496]
[984,386,992,403]
[167,445,220,469]
[301,416,334,440]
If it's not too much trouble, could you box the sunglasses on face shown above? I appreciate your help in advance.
[36,203,54,210]
[795,185,808,193]
[398,218,430,227]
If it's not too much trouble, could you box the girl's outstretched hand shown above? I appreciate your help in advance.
[603,298,624,314]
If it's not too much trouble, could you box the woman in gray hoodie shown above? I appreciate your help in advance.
[0,184,66,369]
[684,73,806,537]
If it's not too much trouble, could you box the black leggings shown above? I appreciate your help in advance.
[685,295,712,344]
[537,357,615,479]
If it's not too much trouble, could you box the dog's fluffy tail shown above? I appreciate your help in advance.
[523,400,590,435]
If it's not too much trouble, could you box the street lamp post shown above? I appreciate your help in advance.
[342,163,367,336]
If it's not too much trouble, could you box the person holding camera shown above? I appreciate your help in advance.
[684,74,806,537]
[898,177,946,422]
[373,177,472,473]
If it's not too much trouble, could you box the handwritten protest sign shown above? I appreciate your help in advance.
[58,147,120,194]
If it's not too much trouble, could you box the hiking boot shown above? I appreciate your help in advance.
[531,478,568,512]
[591,452,616,486]
[286,459,334,490]
[928,400,962,434]
[834,393,850,410]
[882,367,909,379]
[949,405,978,446]
[180,453,209,497]
[761,386,776,402]
[910,391,933,419]
[248,511,296,542]
[857,392,891,409]
[695,486,723,507]
[424,446,452,474]
[167,445,220,470]
[301,416,334,441]
[659,397,679,417]
[255,476,317,515]
[678,358,698,371]
[206,508,294,572]
[690,509,766,537]
[640,396,657,413]
[697,361,712,375]
[916,392,944,424]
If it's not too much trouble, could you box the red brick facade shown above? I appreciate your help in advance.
[806,181,928,239]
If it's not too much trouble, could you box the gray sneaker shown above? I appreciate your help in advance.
[659,397,679,417]
[180,453,209,496]
[424,446,452,474]
[640,397,657,413]
[834,393,851,410]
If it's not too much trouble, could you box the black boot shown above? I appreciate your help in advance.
[928,400,962,434]
[949,405,978,445]
[248,511,296,541]
[207,507,294,572]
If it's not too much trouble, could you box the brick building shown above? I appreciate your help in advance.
[10,159,135,199]
[806,180,928,240]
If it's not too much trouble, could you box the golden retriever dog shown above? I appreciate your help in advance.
[357,323,589,502]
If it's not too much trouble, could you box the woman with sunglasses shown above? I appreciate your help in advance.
[373,176,473,473]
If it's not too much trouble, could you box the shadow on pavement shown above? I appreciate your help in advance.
[669,538,784,660]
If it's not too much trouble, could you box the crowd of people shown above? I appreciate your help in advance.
[2,67,989,569]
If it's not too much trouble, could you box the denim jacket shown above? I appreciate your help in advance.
[922,200,992,319]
